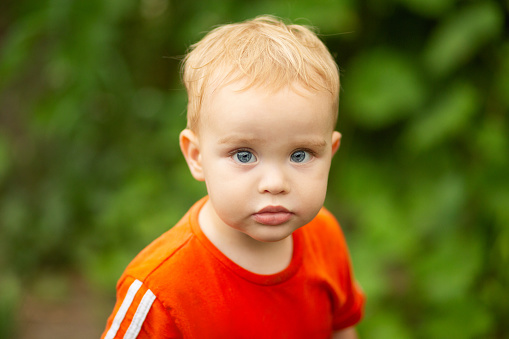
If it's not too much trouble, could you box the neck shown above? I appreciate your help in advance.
[199,200,294,275]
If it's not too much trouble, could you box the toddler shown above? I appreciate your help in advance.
[102,15,365,339]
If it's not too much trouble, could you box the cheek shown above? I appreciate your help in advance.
[301,162,331,186]
[201,157,231,184]
[296,166,331,203]
[204,167,251,208]
[301,181,328,205]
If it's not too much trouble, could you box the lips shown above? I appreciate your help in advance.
[253,206,293,226]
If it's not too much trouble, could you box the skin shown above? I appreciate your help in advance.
[180,81,357,337]
[333,326,358,339]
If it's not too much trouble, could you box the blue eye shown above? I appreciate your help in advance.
[235,151,256,163]
[290,150,311,163]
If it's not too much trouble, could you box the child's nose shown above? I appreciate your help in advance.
[258,164,290,195]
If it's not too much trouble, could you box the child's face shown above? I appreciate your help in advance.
[181,82,341,243]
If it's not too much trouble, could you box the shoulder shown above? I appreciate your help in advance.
[118,198,220,300]
[102,198,207,339]
[122,214,194,282]
[298,206,351,261]
[120,198,208,287]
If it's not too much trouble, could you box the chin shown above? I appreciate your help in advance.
[249,227,295,243]
[254,236,289,243]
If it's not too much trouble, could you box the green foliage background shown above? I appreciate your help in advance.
[1,0,508,337]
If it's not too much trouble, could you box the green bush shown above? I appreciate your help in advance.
[1,0,507,337]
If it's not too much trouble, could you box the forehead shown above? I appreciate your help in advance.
[199,81,336,134]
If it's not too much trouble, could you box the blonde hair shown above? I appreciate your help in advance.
[182,15,340,131]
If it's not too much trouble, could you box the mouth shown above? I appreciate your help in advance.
[253,206,293,226]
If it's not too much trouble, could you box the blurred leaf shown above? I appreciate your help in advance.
[0,274,21,339]
[402,81,480,152]
[84,248,135,290]
[424,1,503,77]
[359,310,413,339]
[0,195,33,274]
[422,298,492,339]
[415,235,482,303]
[282,0,359,33]
[344,48,425,128]
[359,192,416,262]
[486,180,509,263]
[234,0,358,33]
[406,171,467,238]
[496,42,509,109]
[37,185,70,252]
[0,134,10,183]
[474,115,508,165]
[0,0,508,337]
[397,0,457,17]
[32,92,84,137]
[350,239,388,302]
[0,11,46,88]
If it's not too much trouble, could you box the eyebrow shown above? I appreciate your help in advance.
[218,135,327,148]
[303,139,327,148]
[218,135,263,145]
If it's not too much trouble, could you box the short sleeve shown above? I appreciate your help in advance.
[101,276,182,339]
[332,277,365,330]
[318,209,366,330]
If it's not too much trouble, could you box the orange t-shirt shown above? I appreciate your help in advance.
[101,197,365,339]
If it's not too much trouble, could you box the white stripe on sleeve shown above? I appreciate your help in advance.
[104,279,143,339]
[123,289,156,339]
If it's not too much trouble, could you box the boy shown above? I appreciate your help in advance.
[102,15,365,339]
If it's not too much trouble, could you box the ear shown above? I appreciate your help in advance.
[179,129,205,181]
[331,131,341,156]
